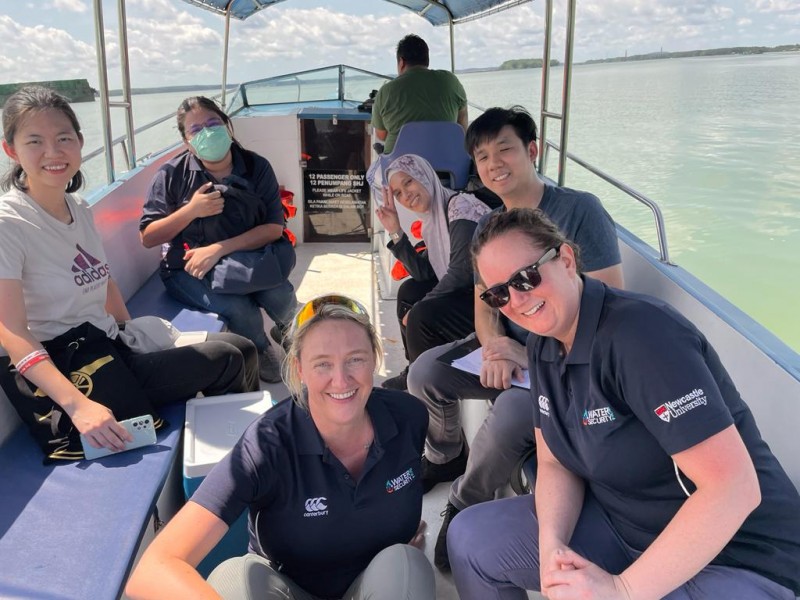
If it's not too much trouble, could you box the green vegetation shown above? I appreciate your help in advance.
[583,44,800,65]
[499,58,561,70]
[0,79,95,104]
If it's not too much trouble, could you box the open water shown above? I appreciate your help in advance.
[3,52,799,351]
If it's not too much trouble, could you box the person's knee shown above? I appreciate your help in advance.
[207,554,271,598]
[364,544,434,599]
[215,333,258,360]
[407,347,452,403]
[404,299,436,332]
[490,389,536,441]
[447,505,490,567]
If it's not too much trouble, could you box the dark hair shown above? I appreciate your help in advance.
[471,208,582,277]
[1,86,85,194]
[176,96,238,145]
[465,106,538,156]
[396,34,430,67]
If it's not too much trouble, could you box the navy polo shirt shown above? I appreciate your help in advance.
[529,277,800,594]
[192,388,428,599]
[140,145,282,272]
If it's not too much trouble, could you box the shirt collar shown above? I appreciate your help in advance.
[292,389,399,456]
[538,275,605,364]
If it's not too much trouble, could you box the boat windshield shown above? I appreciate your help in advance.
[228,65,391,113]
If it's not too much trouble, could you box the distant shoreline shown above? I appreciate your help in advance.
[108,84,232,96]
[108,45,799,94]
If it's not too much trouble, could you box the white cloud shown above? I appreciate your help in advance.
[48,0,89,12]
[0,15,96,84]
[0,0,796,89]
[750,0,800,12]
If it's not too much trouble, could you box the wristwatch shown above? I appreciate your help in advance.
[389,231,403,243]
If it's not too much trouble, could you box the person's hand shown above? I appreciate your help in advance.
[482,336,527,368]
[68,398,132,451]
[375,185,402,236]
[480,358,523,390]
[184,244,223,279]
[401,312,410,327]
[188,181,225,218]
[539,542,572,593]
[541,549,632,600]
[409,520,427,549]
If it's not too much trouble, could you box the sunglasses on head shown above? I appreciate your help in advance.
[479,246,561,309]
[293,295,368,329]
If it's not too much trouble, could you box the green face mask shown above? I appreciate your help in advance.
[190,125,232,162]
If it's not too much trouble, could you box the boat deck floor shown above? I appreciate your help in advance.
[255,242,542,599]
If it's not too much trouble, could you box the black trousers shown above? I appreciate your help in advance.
[0,331,260,411]
[397,279,475,363]
[116,331,261,405]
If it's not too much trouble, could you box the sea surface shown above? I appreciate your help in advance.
[3,53,798,351]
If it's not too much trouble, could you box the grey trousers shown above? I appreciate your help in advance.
[407,335,535,510]
[207,544,435,600]
[448,495,796,600]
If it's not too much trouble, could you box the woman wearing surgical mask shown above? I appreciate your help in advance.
[140,97,297,383]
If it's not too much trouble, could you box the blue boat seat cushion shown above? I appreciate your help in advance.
[127,270,225,332]
[0,402,185,599]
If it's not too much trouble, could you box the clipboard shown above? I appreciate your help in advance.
[437,335,531,389]
[436,335,481,365]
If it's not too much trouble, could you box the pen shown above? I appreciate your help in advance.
[183,243,191,251]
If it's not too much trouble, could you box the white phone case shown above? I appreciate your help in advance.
[80,414,157,460]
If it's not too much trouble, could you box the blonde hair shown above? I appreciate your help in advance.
[282,303,382,410]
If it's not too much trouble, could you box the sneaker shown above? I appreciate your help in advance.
[434,502,461,572]
[258,344,282,383]
[421,443,468,493]
[381,366,409,391]
[269,324,291,353]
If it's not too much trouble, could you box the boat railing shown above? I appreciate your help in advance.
[542,139,672,264]
[82,111,179,168]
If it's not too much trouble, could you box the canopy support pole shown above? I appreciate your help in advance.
[221,1,233,106]
[557,0,577,186]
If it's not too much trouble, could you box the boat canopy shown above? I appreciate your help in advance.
[179,0,531,26]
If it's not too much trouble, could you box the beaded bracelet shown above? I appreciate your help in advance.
[16,349,51,376]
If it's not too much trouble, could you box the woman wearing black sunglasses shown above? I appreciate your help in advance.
[447,208,800,600]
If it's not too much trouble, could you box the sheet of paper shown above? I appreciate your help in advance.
[451,347,531,390]
[175,331,209,347]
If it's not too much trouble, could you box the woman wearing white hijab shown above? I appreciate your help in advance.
[375,154,491,390]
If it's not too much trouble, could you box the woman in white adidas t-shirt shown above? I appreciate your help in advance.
[0,86,259,458]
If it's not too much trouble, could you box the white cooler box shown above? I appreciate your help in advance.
[183,390,273,575]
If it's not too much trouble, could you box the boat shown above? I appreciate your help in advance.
[0,1,798,599]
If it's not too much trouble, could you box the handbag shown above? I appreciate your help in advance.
[0,322,165,464]
[210,234,296,295]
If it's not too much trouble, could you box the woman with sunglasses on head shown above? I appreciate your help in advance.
[374,153,492,390]
[445,208,800,600]
[0,87,259,461]
[140,96,297,384]
[127,295,435,600]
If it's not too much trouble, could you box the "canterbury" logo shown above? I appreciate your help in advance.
[303,497,329,517]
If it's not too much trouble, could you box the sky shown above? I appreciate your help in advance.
[0,0,798,88]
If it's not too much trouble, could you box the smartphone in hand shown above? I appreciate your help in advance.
[80,415,157,460]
